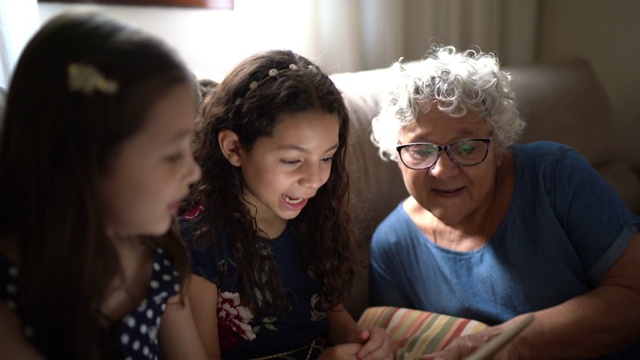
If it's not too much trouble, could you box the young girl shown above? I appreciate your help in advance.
[181,50,392,359]
[0,11,207,359]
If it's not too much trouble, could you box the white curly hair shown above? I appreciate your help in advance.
[371,45,525,161]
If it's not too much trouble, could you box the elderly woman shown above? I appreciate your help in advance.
[368,45,640,359]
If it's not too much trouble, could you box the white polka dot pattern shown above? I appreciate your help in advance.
[1,248,180,360]
[114,248,180,359]
[0,258,27,336]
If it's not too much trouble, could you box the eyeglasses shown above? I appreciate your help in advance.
[396,138,491,170]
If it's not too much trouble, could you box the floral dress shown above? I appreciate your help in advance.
[0,248,180,359]
[183,220,328,360]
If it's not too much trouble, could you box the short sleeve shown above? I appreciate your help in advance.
[369,205,415,309]
[180,218,221,285]
[542,144,640,283]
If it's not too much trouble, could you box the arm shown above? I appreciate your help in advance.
[369,218,414,308]
[423,232,640,360]
[0,302,45,359]
[325,303,358,345]
[158,292,210,360]
[186,274,222,359]
[512,231,640,359]
[508,150,640,358]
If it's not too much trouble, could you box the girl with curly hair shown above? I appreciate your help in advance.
[182,49,392,360]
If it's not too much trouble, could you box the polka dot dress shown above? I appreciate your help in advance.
[0,257,19,312]
[0,248,180,359]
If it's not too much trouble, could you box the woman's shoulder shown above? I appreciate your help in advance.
[372,201,421,247]
[511,141,575,157]
[511,141,586,171]
[375,202,411,231]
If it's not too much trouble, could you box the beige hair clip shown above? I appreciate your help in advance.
[67,63,119,96]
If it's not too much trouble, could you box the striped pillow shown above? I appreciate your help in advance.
[357,306,488,359]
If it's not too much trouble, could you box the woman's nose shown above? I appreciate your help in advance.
[428,150,458,177]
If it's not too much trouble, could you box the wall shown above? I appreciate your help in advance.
[538,0,640,168]
[38,1,539,78]
[38,1,329,80]
[0,0,40,87]
[38,1,640,168]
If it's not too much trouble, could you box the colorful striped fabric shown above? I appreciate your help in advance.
[357,306,488,359]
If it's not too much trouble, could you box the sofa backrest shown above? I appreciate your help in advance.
[330,68,409,247]
[507,58,614,166]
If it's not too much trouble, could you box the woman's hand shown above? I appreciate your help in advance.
[418,334,514,360]
[419,321,527,360]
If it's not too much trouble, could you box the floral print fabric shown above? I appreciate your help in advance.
[183,221,328,360]
[217,291,256,349]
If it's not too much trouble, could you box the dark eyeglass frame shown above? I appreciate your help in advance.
[396,138,492,170]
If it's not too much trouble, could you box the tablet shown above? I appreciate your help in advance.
[463,313,535,360]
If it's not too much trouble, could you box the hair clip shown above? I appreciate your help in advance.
[234,63,303,106]
[67,63,119,96]
[244,63,301,95]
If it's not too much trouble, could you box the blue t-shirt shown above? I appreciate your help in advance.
[369,141,640,357]
[0,248,180,359]
[183,220,328,360]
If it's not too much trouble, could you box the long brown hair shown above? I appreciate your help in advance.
[183,50,355,317]
[0,11,196,359]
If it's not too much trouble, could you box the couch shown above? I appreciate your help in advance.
[330,58,640,320]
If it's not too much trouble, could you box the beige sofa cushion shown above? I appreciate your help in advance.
[331,69,409,240]
[508,58,615,166]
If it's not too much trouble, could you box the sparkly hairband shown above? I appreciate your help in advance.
[68,63,119,96]
[235,63,317,104]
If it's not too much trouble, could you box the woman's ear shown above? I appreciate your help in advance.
[218,130,242,167]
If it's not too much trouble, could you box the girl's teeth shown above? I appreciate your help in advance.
[283,195,304,204]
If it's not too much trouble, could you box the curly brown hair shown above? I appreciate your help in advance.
[183,49,355,317]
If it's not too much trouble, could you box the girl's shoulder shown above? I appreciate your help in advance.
[178,206,209,243]
[150,248,180,293]
[0,247,21,320]
[112,247,180,359]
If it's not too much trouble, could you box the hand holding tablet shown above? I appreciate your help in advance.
[463,313,535,360]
